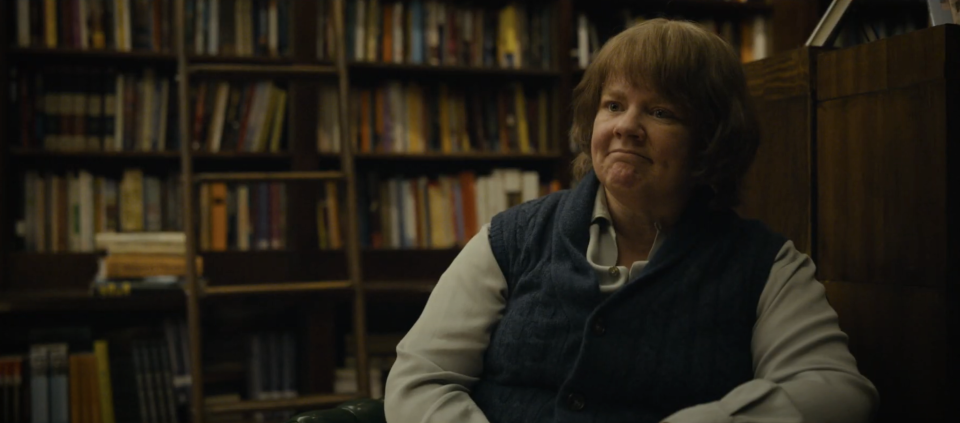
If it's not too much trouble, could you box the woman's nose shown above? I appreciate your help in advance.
[613,111,645,140]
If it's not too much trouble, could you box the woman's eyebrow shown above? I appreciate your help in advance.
[600,88,628,99]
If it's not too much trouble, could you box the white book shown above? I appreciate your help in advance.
[17,0,30,47]
[753,16,768,61]
[502,168,522,208]
[402,179,417,248]
[356,0,367,61]
[208,0,220,55]
[521,171,539,203]
[50,176,61,253]
[208,82,231,152]
[268,0,279,56]
[79,171,95,252]
[393,2,404,63]
[488,170,504,218]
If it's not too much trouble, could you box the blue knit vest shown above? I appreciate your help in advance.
[471,171,786,423]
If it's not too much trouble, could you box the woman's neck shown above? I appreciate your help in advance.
[603,187,690,263]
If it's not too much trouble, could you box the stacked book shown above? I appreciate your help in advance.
[92,232,198,296]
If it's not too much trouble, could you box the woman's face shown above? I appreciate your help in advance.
[591,77,696,205]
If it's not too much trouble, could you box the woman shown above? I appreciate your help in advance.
[385,19,878,423]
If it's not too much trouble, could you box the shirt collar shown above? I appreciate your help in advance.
[592,188,612,224]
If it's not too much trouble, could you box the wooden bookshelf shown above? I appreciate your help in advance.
[0,1,828,422]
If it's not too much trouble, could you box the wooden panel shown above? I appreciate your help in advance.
[770,0,823,54]
[202,251,349,286]
[817,39,888,101]
[887,25,959,89]
[744,48,816,100]
[823,280,947,423]
[739,49,815,254]
[817,82,947,286]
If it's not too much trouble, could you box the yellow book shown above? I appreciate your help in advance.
[268,89,288,152]
[427,181,445,248]
[316,198,329,249]
[44,0,58,47]
[498,5,520,68]
[94,341,116,423]
[439,84,451,153]
[514,84,530,153]
[458,94,471,152]
[119,169,144,232]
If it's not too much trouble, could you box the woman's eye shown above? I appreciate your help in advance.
[605,102,622,112]
[652,108,673,119]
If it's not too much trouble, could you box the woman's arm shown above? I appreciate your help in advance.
[384,225,506,423]
[662,240,879,423]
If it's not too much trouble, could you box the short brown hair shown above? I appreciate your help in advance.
[570,18,759,209]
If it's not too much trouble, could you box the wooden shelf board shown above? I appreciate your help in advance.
[187,55,297,65]
[348,61,560,77]
[576,0,773,14]
[204,393,360,414]
[0,290,185,313]
[193,171,345,183]
[188,64,338,77]
[8,47,177,62]
[202,280,353,296]
[364,281,436,294]
[10,149,290,160]
[353,152,562,161]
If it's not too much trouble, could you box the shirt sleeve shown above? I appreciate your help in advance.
[384,225,506,423]
[662,240,879,423]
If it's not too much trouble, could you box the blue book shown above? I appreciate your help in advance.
[410,0,424,64]
[30,345,49,423]
[48,344,68,423]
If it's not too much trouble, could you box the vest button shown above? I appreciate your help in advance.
[592,318,606,335]
[608,266,620,278]
[565,393,586,411]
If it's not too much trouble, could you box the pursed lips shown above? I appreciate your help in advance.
[609,149,652,162]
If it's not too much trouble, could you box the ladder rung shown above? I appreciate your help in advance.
[193,171,345,183]
[204,393,360,414]
[202,280,353,296]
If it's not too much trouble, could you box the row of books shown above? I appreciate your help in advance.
[190,80,288,153]
[359,169,558,250]
[11,68,178,152]
[574,13,771,68]
[198,182,288,252]
[186,0,292,57]
[0,356,24,423]
[247,331,298,422]
[19,169,184,253]
[14,0,174,52]
[349,81,551,154]
[16,320,192,423]
[344,0,555,69]
[93,232,196,296]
